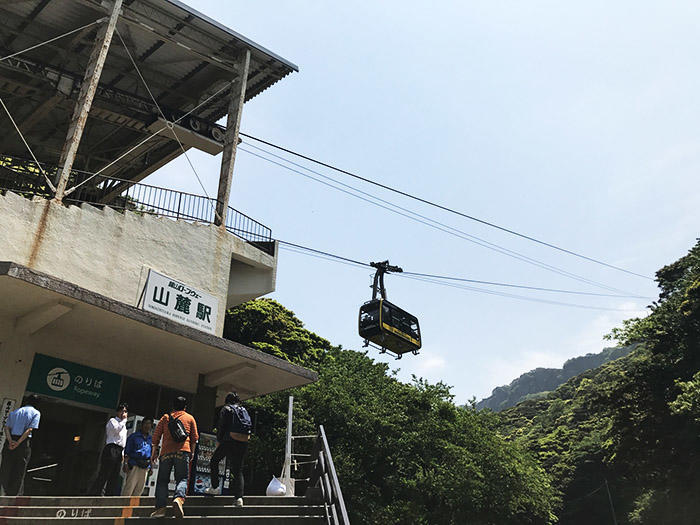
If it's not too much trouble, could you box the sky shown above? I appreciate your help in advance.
[146,1,700,404]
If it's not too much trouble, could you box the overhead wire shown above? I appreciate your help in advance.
[277,239,651,299]
[277,240,637,312]
[401,271,651,299]
[241,133,652,280]
[398,274,642,312]
[240,144,638,295]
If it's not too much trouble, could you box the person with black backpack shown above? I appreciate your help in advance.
[203,392,252,506]
[150,396,199,518]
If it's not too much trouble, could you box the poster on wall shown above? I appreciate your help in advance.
[141,269,218,335]
[25,354,122,410]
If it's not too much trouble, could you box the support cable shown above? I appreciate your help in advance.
[276,240,652,300]
[0,96,56,191]
[241,133,651,280]
[280,242,643,312]
[0,20,107,194]
[111,27,222,222]
[0,19,105,63]
[397,273,642,312]
[64,83,230,196]
[242,145,637,295]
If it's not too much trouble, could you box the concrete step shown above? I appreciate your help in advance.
[0,517,326,524]
[0,505,325,518]
[0,496,310,507]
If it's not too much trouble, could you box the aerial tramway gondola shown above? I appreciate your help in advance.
[358,261,421,359]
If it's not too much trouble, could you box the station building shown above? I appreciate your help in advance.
[0,0,317,495]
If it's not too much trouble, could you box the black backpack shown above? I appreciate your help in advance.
[217,404,252,441]
[230,404,252,435]
[167,413,189,443]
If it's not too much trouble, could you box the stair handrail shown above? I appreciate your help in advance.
[305,425,350,525]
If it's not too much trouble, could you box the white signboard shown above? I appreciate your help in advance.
[142,269,218,334]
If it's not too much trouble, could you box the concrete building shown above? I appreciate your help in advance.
[0,0,317,496]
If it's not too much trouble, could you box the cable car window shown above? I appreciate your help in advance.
[359,304,380,331]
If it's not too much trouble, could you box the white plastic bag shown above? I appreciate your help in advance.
[266,475,286,496]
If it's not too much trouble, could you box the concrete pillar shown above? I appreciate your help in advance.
[0,332,35,468]
[53,0,123,202]
[191,374,217,433]
[214,50,250,227]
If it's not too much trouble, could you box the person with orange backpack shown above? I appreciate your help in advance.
[150,396,198,518]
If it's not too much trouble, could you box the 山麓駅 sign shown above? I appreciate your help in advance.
[141,269,218,334]
[25,354,122,410]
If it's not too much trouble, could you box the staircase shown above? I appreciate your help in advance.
[0,495,326,523]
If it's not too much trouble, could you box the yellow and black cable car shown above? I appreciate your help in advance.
[358,261,421,358]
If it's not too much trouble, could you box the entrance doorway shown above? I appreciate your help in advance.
[25,397,109,496]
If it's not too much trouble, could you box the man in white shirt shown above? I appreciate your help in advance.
[89,403,128,496]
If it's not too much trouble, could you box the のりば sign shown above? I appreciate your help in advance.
[142,269,218,334]
[26,354,122,409]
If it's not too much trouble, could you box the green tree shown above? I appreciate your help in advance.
[499,239,700,524]
[224,300,558,524]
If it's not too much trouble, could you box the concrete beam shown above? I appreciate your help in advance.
[14,301,73,335]
[53,0,123,202]
[214,49,250,227]
[205,362,257,388]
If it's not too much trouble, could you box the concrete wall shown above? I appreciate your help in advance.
[0,191,277,335]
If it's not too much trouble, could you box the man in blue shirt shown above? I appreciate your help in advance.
[121,418,153,496]
[0,395,40,496]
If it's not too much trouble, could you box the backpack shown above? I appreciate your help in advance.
[167,413,189,443]
[217,404,252,441]
[230,404,252,435]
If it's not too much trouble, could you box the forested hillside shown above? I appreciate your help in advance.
[477,345,637,411]
[499,240,700,524]
[222,239,699,524]
[223,299,556,524]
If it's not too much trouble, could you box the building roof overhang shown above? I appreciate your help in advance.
[0,262,317,400]
[0,0,297,183]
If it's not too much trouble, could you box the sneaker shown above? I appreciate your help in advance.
[149,507,168,518]
[172,497,185,519]
[203,486,220,496]
[234,497,244,507]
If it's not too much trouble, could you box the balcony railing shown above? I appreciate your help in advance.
[0,161,275,256]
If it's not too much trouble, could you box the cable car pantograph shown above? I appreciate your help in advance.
[358,261,421,359]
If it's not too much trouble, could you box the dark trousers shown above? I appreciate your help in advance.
[155,453,190,509]
[0,438,31,496]
[90,443,123,496]
[210,440,248,498]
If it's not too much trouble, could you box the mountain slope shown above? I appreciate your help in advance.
[497,240,700,524]
[477,345,637,411]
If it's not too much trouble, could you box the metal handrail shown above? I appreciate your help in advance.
[305,425,350,525]
[0,165,275,256]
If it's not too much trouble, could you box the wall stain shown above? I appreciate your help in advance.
[27,199,52,268]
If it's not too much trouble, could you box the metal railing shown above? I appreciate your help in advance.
[304,426,350,525]
[0,163,275,256]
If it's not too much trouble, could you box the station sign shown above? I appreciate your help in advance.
[26,354,122,410]
[141,269,218,334]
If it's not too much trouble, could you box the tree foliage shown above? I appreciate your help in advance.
[499,239,700,524]
[224,300,557,524]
